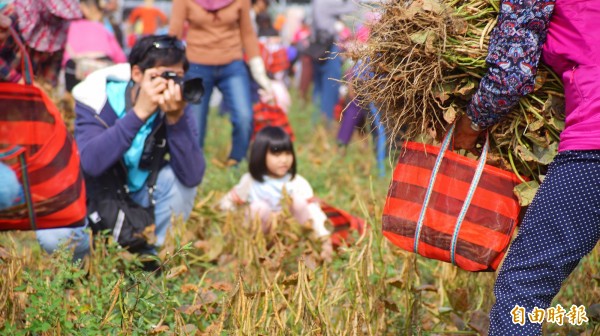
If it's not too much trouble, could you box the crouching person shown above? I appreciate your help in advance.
[36,35,205,261]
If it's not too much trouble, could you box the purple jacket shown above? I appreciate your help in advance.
[467,0,600,151]
[542,0,600,151]
[72,65,205,189]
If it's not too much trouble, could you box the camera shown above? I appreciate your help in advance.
[160,71,204,104]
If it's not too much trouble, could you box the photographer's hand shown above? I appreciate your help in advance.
[133,69,167,121]
[159,79,185,125]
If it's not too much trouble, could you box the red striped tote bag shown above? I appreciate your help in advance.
[0,27,86,231]
[382,124,522,272]
[252,101,295,141]
[314,199,366,247]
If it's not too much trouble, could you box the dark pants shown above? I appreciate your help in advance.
[299,55,313,103]
[489,150,600,335]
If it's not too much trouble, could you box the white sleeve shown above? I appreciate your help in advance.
[308,203,330,237]
[218,173,254,211]
[291,174,315,200]
[292,175,330,237]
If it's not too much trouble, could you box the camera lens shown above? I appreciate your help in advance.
[182,77,204,104]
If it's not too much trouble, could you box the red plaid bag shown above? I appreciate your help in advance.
[0,27,86,230]
[253,101,295,141]
[260,43,290,75]
[382,124,523,272]
[310,198,366,247]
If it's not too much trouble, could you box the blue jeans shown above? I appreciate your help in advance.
[0,162,23,210]
[36,165,197,260]
[185,60,253,162]
[312,46,342,121]
[488,151,600,335]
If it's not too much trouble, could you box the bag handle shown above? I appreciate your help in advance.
[8,26,34,85]
[449,127,488,265]
[413,123,489,265]
[0,146,37,230]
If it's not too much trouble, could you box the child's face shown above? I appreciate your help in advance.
[266,150,293,178]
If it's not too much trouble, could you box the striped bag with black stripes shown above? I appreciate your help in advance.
[0,27,86,231]
[382,124,523,272]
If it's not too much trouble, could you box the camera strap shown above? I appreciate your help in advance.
[112,84,167,208]
[144,119,167,208]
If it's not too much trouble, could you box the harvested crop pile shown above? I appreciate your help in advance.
[350,0,565,204]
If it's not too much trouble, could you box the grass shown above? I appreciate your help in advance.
[0,90,599,335]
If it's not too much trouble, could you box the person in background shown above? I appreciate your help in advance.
[310,0,356,125]
[36,35,205,261]
[0,0,82,85]
[453,1,600,334]
[169,0,272,167]
[101,0,125,48]
[219,126,333,261]
[256,14,291,113]
[63,0,126,92]
[292,19,312,106]
[127,0,167,46]
[250,0,269,33]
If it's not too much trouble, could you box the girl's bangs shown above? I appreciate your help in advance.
[268,137,294,153]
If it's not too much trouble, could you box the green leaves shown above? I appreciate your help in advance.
[514,181,540,207]
[515,141,558,165]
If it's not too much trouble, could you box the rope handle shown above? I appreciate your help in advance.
[0,145,26,160]
[0,146,37,230]
[413,123,489,259]
[8,26,33,85]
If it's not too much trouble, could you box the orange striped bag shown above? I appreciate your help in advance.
[259,43,290,75]
[0,27,86,231]
[382,124,522,272]
[252,101,295,141]
[312,199,366,247]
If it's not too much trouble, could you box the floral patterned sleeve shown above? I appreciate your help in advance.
[466,0,556,129]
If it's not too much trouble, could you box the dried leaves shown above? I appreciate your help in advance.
[350,0,566,204]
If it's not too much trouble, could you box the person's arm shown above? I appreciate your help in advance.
[239,0,260,60]
[466,0,555,128]
[219,173,253,211]
[242,6,271,94]
[293,175,330,237]
[165,105,205,187]
[74,103,145,176]
[240,2,271,92]
[454,0,555,149]
[168,0,186,39]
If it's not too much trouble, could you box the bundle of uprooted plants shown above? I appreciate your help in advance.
[350,0,565,205]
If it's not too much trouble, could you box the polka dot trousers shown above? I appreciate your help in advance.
[489,150,600,335]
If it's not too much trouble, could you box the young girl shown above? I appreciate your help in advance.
[219,126,332,258]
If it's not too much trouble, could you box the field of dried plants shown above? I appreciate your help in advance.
[0,91,599,335]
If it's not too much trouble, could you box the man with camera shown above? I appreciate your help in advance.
[36,35,205,262]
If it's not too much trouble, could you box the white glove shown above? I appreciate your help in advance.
[307,203,330,238]
[248,56,273,94]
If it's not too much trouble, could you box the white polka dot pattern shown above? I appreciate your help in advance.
[489,150,600,335]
